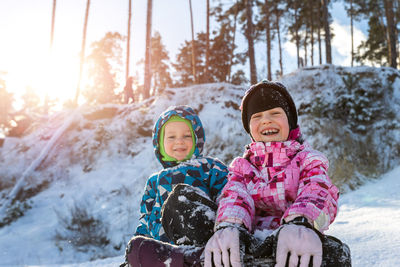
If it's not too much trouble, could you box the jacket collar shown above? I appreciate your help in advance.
[244,140,304,168]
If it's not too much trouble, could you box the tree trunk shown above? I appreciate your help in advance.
[126,0,132,82]
[189,0,197,83]
[46,0,57,114]
[322,0,332,64]
[245,0,257,84]
[50,0,56,49]
[383,0,397,68]
[394,0,400,63]
[205,0,210,82]
[75,0,90,106]
[265,0,272,80]
[295,8,301,68]
[350,0,354,67]
[318,0,322,64]
[228,1,239,83]
[310,1,314,66]
[304,27,308,66]
[144,0,153,98]
[276,12,283,76]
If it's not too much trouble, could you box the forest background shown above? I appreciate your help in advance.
[0,0,399,137]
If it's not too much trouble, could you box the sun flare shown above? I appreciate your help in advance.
[2,18,87,111]
[8,50,81,104]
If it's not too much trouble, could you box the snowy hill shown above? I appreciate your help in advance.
[0,65,399,266]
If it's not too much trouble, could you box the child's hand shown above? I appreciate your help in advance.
[204,227,241,267]
[275,224,322,267]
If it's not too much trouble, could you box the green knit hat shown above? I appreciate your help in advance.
[159,116,196,162]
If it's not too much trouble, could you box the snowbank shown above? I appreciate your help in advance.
[0,66,399,265]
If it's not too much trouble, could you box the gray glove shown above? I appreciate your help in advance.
[204,227,241,267]
[275,224,322,267]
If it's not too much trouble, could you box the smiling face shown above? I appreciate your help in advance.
[163,121,194,161]
[249,107,290,142]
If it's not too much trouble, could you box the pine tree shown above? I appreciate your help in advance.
[149,32,172,95]
[189,0,197,83]
[125,0,132,85]
[286,0,302,67]
[352,0,396,67]
[307,0,315,66]
[143,0,153,99]
[274,3,284,76]
[213,0,261,82]
[255,0,286,77]
[45,0,57,115]
[209,24,238,82]
[317,0,323,64]
[173,33,206,86]
[75,0,91,106]
[212,0,241,82]
[205,0,210,82]
[321,0,332,64]
[355,15,388,65]
[83,32,124,104]
[245,0,257,83]
[173,28,240,86]
[383,0,397,68]
[263,0,272,80]
[348,0,355,66]
[286,0,333,66]
[0,76,14,135]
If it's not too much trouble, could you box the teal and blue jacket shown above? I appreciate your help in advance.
[134,105,228,243]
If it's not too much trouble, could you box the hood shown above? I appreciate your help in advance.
[152,105,205,168]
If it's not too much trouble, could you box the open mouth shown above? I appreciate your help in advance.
[261,129,279,136]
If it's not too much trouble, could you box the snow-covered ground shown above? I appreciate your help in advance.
[14,165,400,267]
[328,166,400,266]
[1,65,399,266]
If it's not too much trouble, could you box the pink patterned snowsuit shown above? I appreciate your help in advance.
[216,140,339,233]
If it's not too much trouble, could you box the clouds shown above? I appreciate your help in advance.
[279,19,367,74]
[331,20,366,66]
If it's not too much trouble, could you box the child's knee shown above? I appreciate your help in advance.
[161,184,216,246]
[125,236,148,266]
[126,236,185,267]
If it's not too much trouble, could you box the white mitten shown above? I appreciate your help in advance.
[204,227,241,267]
[275,224,322,267]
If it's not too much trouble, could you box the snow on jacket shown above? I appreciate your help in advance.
[216,138,339,233]
[135,105,228,242]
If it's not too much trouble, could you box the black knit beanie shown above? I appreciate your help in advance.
[241,80,298,134]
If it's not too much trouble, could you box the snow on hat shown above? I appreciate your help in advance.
[240,80,298,134]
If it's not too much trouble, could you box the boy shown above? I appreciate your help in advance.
[123,105,228,266]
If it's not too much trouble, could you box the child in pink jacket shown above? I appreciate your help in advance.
[204,80,351,267]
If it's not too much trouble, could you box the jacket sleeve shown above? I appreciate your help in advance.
[283,150,339,232]
[207,158,229,202]
[134,174,157,237]
[215,157,255,231]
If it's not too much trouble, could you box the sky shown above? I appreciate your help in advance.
[0,0,367,105]
[0,0,208,104]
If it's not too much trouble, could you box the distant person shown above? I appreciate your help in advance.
[121,105,228,267]
[204,80,351,266]
[124,77,135,104]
